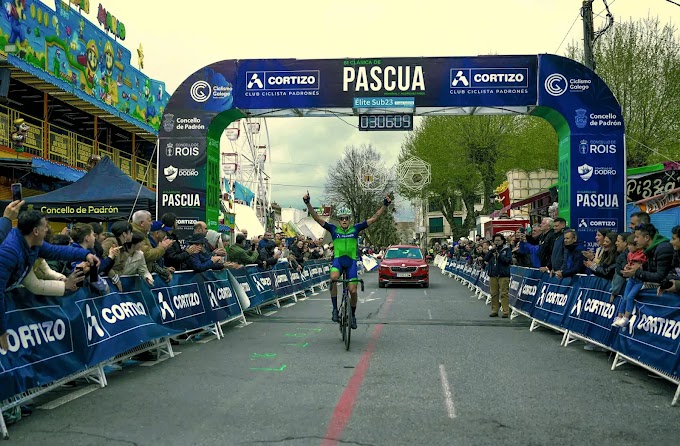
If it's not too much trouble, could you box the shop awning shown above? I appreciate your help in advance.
[510,191,551,209]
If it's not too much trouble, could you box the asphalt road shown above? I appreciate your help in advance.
[5,268,680,445]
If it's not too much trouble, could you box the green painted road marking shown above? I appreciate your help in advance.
[250,353,277,360]
[284,333,307,337]
[282,342,309,348]
[250,364,287,372]
[295,328,322,332]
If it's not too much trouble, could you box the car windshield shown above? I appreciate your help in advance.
[384,248,423,260]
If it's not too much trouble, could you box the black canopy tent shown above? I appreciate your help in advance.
[2,156,156,222]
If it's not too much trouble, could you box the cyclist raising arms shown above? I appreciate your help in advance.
[303,191,391,329]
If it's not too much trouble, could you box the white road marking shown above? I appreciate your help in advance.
[263,311,278,316]
[282,303,296,308]
[438,364,457,419]
[38,384,100,410]
[424,290,428,296]
[197,335,217,344]
[428,309,433,320]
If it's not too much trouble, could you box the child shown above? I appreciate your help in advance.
[612,235,648,328]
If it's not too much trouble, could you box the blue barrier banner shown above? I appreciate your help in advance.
[230,268,257,303]
[565,275,620,346]
[479,270,490,295]
[0,285,177,402]
[508,267,527,308]
[197,270,243,322]
[301,265,313,289]
[513,267,541,314]
[272,265,295,297]
[288,268,304,294]
[150,276,212,331]
[246,267,276,306]
[0,258,328,403]
[530,274,576,328]
[613,290,680,378]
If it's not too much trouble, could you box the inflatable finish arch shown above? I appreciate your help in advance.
[158,55,625,244]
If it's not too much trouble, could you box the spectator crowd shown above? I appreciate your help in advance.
[437,212,679,337]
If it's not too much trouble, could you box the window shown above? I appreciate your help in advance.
[429,217,444,233]
[428,200,441,213]
[452,216,463,226]
[384,247,423,259]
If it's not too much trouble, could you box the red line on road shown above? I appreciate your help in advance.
[321,290,396,446]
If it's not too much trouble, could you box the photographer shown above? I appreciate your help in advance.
[484,233,512,318]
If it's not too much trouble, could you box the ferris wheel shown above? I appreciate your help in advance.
[221,117,272,229]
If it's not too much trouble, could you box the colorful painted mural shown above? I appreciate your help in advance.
[0,0,169,133]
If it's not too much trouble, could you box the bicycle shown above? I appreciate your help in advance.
[331,272,364,351]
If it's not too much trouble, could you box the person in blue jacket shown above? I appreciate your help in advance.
[555,229,586,278]
[517,230,541,268]
[0,210,99,351]
[0,200,23,243]
[484,233,513,318]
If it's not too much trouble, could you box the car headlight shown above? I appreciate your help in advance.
[419,264,428,269]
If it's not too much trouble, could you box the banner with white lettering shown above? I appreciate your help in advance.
[0,285,177,402]
[530,275,576,328]
[613,290,680,378]
[246,266,276,306]
[565,275,620,346]
[513,267,540,314]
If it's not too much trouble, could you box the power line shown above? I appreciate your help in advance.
[626,136,677,164]
[667,0,680,8]
[594,0,617,18]
[555,10,582,54]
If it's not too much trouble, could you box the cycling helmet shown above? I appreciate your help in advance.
[336,206,352,217]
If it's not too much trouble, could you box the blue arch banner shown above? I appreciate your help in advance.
[159,55,625,245]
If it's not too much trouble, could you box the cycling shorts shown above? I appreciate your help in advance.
[330,255,359,282]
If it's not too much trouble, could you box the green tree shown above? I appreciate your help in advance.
[399,117,481,240]
[567,16,680,166]
[324,144,398,246]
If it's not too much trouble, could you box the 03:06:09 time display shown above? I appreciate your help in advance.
[359,114,412,130]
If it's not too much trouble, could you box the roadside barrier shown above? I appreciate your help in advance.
[0,259,332,439]
[434,255,680,407]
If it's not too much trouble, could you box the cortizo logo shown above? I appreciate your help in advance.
[252,276,272,293]
[343,65,425,92]
[290,272,301,282]
[570,293,615,319]
[632,313,680,340]
[0,320,67,354]
[207,283,232,308]
[275,274,289,286]
[510,279,520,291]
[537,285,569,307]
[521,284,537,296]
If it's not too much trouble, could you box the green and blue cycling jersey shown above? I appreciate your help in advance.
[323,220,368,280]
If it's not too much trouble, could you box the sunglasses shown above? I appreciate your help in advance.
[339,216,350,221]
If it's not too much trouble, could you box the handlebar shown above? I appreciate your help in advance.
[330,278,365,292]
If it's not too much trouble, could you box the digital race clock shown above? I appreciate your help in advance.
[358,113,414,132]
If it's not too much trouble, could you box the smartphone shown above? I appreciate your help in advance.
[74,266,85,288]
[10,183,22,202]
[89,264,99,283]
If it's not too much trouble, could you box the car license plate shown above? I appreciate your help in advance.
[396,273,411,278]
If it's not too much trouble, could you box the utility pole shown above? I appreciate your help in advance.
[582,0,596,70]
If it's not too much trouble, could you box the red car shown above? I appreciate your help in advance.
[378,245,429,288]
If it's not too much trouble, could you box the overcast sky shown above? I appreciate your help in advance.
[64,0,680,220]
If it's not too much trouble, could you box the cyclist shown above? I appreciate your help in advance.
[303,191,391,329]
